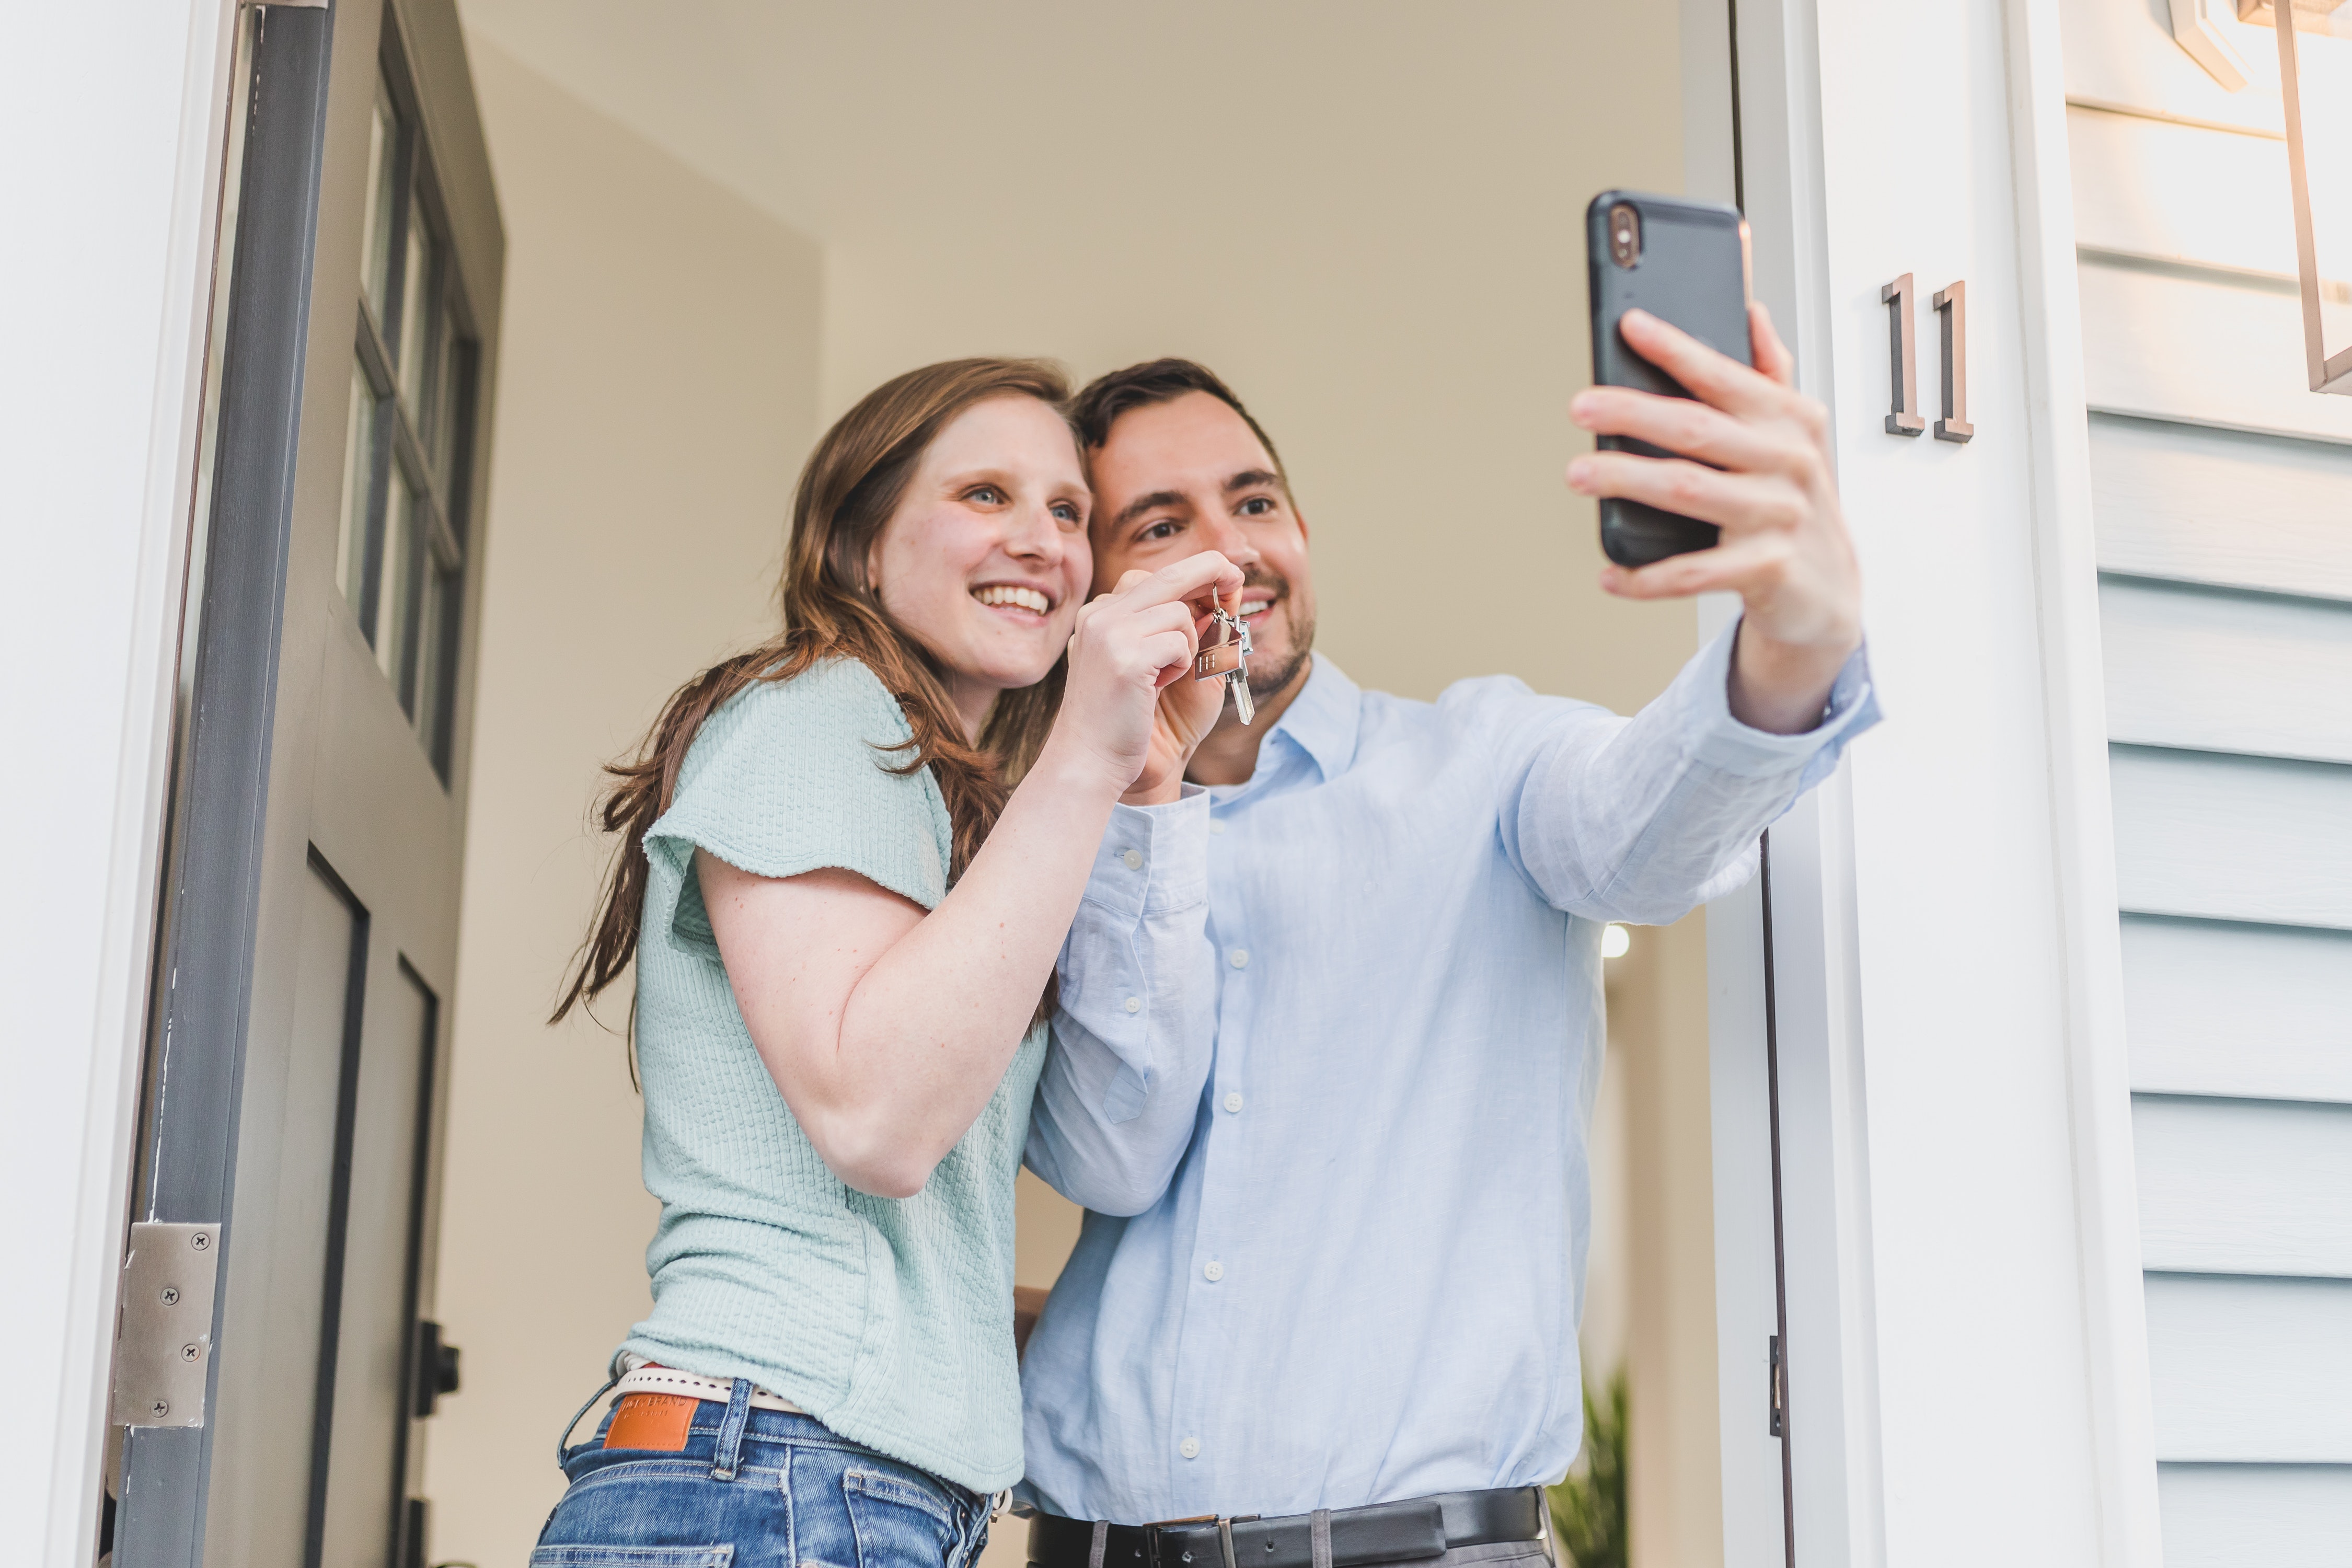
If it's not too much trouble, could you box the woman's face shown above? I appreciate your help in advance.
[868,394,1092,718]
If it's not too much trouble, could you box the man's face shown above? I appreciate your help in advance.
[1087,391,1317,704]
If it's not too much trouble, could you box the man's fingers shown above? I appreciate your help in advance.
[1612,308,1780,417]
[1566,387,1796,477]
[1750,301,1797,388]
[1602,533,1794,602]
[1570,452,1807,535]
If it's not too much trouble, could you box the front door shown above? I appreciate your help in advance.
[111,3,500,1565]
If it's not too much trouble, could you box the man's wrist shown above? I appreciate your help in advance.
[1728,626,1859,735]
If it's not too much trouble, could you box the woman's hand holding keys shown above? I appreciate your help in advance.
[1049,551,1244,799]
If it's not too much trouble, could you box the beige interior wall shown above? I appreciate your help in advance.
[419,38,822,1564]
[435,7,1720,1566]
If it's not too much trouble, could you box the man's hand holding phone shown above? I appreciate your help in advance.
[1567,304,1863,736]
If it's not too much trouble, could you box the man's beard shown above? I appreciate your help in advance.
[1242,570,1313,703]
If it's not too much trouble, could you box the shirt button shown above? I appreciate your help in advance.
[1209,820,1226,836]
[1125,996,1142,1014]
[1203,1261,1224,1282]
[1122,848,1144,870]
[1180,1437,1202,1459]
[1229,949,1249,969]
[1223,1092,1244,1113]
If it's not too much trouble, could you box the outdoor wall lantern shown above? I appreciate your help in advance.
[2170,0,2352,392]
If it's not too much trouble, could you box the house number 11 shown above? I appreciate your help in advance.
[1881,273,1973,444]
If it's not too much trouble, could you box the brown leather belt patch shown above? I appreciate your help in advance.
[605,1392,697,1451]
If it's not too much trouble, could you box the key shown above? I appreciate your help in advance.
[1192,605,1255,725]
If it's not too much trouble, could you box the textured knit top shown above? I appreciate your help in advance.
[621,656,1047,1492]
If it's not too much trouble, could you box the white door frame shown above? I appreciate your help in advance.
[1701,2,2165,1564]
[0,3,243,1564]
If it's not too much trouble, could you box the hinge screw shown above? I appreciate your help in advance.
[190,1232,211,1251]
[151,1400,170,1419]
[180,1343,202,1363]
[159,1286,180,1306]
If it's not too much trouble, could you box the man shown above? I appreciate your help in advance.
[1021,308,1874,1566]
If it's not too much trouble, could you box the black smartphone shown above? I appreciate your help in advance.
[1586,190,1754,567]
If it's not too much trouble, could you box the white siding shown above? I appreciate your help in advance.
[2067,5,2352,1554]
[2090,414,2352,603]
[2099,578,2352,764]
[2122,917,2352,1103]
[2135,1096,2352,1277]
[2156,1465,2352,1568]
[2143,1275,2352,1462]
[2109,746,2352,929]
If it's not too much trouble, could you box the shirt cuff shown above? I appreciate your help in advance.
[1685,616,1881,783]
[1078,784,1212,922]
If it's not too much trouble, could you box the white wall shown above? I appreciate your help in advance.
[0,5,237,1565]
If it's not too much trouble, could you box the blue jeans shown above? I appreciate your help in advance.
[533,1378,994,1568]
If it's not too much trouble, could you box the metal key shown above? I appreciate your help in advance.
[1192,605,1255,725]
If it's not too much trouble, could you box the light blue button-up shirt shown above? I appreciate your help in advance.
[1023,620,1876,1524]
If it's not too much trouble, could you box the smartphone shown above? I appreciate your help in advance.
[1586,190,1754,567]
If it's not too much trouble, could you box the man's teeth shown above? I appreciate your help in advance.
[1239,599,1274,617]
[974,585,1051,614]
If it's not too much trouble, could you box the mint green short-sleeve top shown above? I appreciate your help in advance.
[622,657,1047,1492]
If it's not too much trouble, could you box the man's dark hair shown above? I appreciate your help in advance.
[1070,358,1287,483]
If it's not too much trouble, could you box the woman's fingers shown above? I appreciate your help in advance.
[1141,629,1198,688]
[1116,550,1243,610]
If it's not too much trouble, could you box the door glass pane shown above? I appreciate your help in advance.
[397,200,438,409]
[312,960,436,1568]
[374,472,416,699]
[361,80,399,330]
[338,361,378,616]
[413,548,456,770]
[422,305,458,472]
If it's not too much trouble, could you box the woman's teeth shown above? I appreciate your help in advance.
[974,585,1051,615]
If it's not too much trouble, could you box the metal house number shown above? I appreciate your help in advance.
[1882,274,1973,444]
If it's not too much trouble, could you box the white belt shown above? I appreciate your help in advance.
[614,1356,804,1414]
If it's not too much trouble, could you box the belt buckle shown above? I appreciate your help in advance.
[1144,1516,1215,1568]
[1217,1515,1260,1568]
[1142,1512,1261,1568]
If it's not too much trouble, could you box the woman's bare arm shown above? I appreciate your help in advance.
[701,552,1239,1197]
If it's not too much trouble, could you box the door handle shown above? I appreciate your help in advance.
[413,1319,462,1417]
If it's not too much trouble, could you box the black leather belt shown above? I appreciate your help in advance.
[1027,1487,1547,1568]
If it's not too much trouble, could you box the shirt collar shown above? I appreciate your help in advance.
[1262,653,1361,783]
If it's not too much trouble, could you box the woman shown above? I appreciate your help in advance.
[534,358,1237,1564]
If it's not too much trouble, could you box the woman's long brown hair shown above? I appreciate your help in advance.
[551,358,1075,1027]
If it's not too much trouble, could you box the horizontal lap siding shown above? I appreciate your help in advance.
[2134,1096,2352,1276]
[2143,1275,2352,1461]
[2155,1463,2352,1568]
[2065,62,2352,1559]
[2121,917,2352,1103]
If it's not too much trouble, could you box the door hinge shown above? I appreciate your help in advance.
[111,1223,223,1429]
[1768,1333,1785,1438]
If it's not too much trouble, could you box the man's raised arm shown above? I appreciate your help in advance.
[1495,299,1877,919]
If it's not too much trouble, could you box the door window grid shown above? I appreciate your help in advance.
[336,60,475,782]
